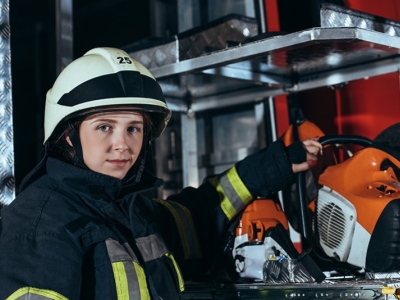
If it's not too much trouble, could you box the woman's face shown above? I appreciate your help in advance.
[68,111,144,179]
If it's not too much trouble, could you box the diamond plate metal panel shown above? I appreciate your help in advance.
[321,3,400,37]
[128,14,258,70]
[0,0,15,205]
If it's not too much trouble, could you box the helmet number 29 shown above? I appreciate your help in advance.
[117,56,133,64]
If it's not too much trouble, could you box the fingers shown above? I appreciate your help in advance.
[292,138,323,174]
[292,160,319,173]
[303,138,323,156]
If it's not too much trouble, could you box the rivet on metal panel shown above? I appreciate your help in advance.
[186,108,195,119]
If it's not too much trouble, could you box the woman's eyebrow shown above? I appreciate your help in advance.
[89,118,143,124]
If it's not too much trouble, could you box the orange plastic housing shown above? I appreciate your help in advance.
[319,146,400,235]
[236,198,289,242]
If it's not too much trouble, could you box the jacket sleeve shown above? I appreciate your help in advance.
[235,138,296,198]
[157,139,297,280]
[0,203,83,299]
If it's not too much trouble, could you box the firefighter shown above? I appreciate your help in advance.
[0,47,322,299]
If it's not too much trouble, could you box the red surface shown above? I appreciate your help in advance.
[264,0,280,32]
[263,1,290,138]
[297,0,400,147]
[337,0,400,139]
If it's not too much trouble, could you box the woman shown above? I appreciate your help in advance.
[0,47,321,299]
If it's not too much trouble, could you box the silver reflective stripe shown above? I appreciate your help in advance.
[11,294,53,300]
[209,166,253,220]
[105,239,150,300]
[106,238,139,262]
[9,295,55,300]
[6,287,68,300]
[153,199,202,259]
[219,172,245,212]
[135,234,168,262]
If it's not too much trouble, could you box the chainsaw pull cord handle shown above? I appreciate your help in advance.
[319,135,373,148]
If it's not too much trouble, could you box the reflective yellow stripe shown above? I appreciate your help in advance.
[6,287,67,300]
[154,199,202,259]
[209,166,253,220]
[111,260,151,300]
[165,253,185,292]
[133,262,151,300]
[112,262,130,300]
[106,239,150,300]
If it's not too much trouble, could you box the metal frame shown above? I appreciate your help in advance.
[153,27,400,113]
[55,0,73,73]
[0,0,15,205]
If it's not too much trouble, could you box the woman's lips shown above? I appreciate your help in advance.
[107,159,129,167]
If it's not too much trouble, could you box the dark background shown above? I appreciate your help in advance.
[10,0,162,189]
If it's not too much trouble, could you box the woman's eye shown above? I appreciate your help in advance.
[98,125,110,131]
[128,126,139,133]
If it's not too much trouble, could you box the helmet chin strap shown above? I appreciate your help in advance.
[67,122,86,168]
[134,139,151,183]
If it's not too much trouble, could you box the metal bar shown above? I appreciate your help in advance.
[150,27,400,79]
[177,0,200,33]
[55,0,73,74]
[163,54,400,113]
[202,64,291,85]
[293,55,400,92]
[0,0,15,205]
[186,86,286,112]
[254,0,266,33]
[181,111,199,187]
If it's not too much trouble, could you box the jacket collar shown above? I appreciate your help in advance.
[46,157,163,202]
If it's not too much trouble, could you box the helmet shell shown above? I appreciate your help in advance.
[44,47,171,142]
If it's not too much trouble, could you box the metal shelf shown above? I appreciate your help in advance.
[180,280,399,300]
[144,27,400,112]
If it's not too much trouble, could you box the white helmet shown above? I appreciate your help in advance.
[44,47,171,143]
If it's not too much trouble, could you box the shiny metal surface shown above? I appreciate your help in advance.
[321,3,400,36]
[129,15,258,70]
[181,279,400,299]
[0,0,15,204]
[263,259,314,283]
[127,4,400,113]
[55,0,73,73]
[154,27,400,79]
[181,111,199,187]
[152,27,400,112]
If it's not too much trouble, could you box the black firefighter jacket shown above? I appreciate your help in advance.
[0,139,295,299]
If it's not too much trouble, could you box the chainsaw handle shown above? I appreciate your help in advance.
[318,134,372,147]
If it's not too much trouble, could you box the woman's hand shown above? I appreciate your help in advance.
[292,137,323,173]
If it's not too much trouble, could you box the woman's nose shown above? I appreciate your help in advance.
[113,132,129,151]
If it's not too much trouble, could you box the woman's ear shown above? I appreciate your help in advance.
[64,129,73,147]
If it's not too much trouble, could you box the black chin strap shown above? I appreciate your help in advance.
[67,122,86,168]
[134,140,150,183]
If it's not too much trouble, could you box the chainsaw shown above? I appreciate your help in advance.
[313,134,400,273]
[230,121,400,283]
